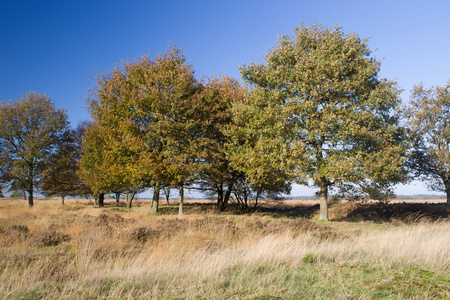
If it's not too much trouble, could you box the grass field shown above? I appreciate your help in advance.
[0,198,448,299]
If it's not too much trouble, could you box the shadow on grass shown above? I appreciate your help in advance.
[83,199,449,223]
[329,202,449,223]
[185,201,449,223]
[251,203,320,219]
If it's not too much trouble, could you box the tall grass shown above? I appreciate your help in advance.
[0,199,448,299]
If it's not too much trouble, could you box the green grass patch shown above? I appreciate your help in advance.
[3,260,449,299]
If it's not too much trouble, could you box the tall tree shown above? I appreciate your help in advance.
[85,46,199,212]
[405,82,450,206]
[239,23,406,220]
[226,79,294,212]
[194,76,248,211]
[0,92,68,206]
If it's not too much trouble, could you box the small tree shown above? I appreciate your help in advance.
[162,185,172,205]
[231,176,291,213]
[9,190,25,199]
[0,92,68,206]
[405,81,450,206]
[41,122,90,204]
[78,122,143,208]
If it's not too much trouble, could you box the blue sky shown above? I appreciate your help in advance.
[1,0,449,196]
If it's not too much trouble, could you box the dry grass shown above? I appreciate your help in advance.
[0,198,449,299]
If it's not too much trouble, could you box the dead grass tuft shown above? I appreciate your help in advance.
[8,224,30,233]
[32,231,71,247]
[128,227,153,243]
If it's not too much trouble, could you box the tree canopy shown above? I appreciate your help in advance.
[237,23,407,220]
[83,46,200,211]
[0,92,69,206]
[405,81,450,205]
[193,76,248,211]
[41,122,90,204]
[0,25,427,216]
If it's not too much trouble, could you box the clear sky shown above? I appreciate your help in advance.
[1,0,449,197]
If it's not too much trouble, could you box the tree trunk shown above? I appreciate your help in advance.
[446,187,450,207]
[151,182,160,214]
[217,182,233,212]
[61,195,65,205]
[126,192,132,209]
[317,182,328,221]
[223,184,233,211]
[163,186,171,205]
[115,192,120,206]
[98,193,105,207]
[216,184,223,211]
[217,185,225,211]
[27,189,34,207]
[126,190,137,209]
[178,184,184,219]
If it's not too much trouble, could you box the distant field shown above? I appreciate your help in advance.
[2,196,445,206]
[281,199,447,205]
[0,198,448,299]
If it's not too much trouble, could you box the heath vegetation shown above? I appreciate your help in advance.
[0,198,448,299]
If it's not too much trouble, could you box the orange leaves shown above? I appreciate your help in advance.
[81,46,206,194]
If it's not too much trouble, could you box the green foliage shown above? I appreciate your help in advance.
[82,60,260,212]
[0,92,69,206]
[81,46,201,211]
[237,23,407,220]
[9,190,25,199]
[192,75,292,212]
[41,122,91,201]
[78,122,117,196]
[405,81,450,205]
[195,76,249,210]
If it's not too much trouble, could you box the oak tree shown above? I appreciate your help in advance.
[194,76,247,211]
[41,122,91,204]
[85,46,199,212]
[239,24,406,220]
[0,92,68,206]
[405,82,450,206]
[78,121,143,208]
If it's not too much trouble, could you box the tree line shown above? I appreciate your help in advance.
[1,24,449,220]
